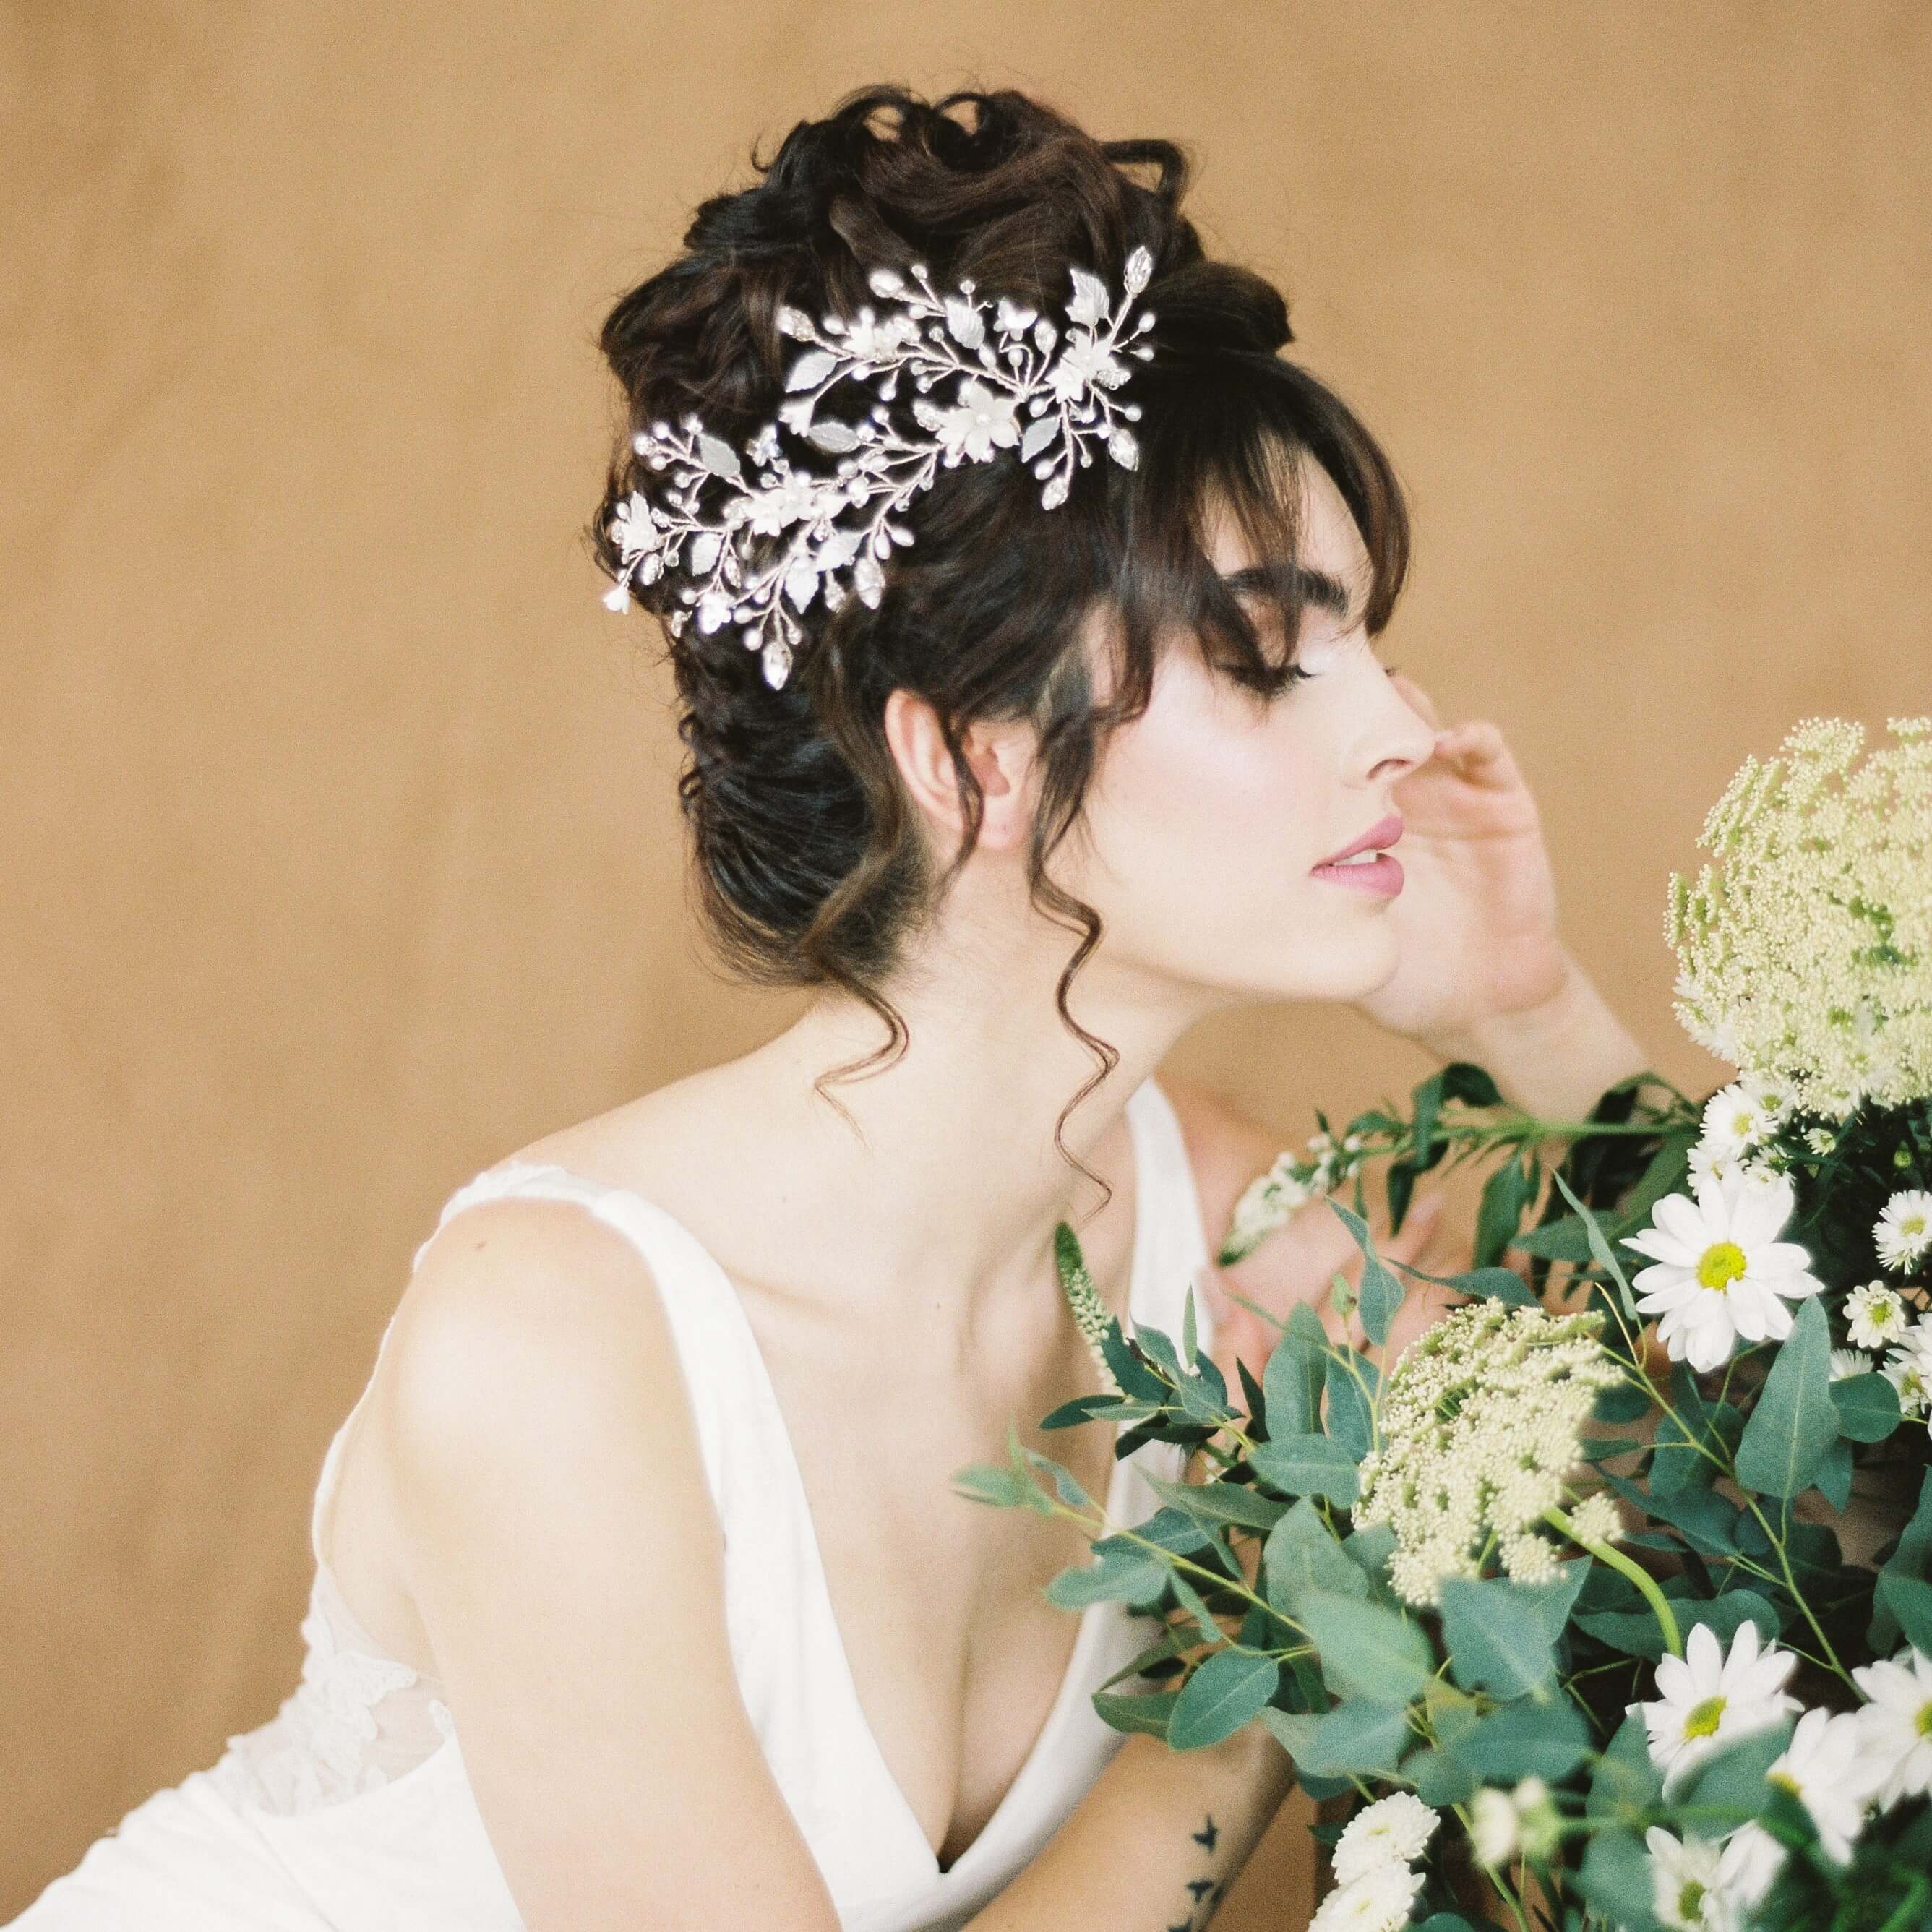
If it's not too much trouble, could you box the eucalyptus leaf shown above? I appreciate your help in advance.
[1735,1295,1838,1498]
[1044,1548,1169,1610]
[1324,1351,1379,1461]
[1326,1197,1403,1346]
[1167,1649,1279,1750]
[1091,1688,1178,1738]
[1407,1746,1478,1806]
[1288,1699,1414,1778]
[1263,1302,1328,1438]
[1454,1696,1590,1782]
[1438,1576,1557,1699]
[1832,1370,1903,1442]
[950,1463,1050,1512]
[1143,1473,1287,1533]
[1873,1469,1932,1649]
[1297,1589,1435,1705]
[1248,1433,1362,1505]
[1877,1571,1932,1654]
[1263,1498,1366,1620]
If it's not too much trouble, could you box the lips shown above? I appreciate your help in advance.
[1315,813,1405,869]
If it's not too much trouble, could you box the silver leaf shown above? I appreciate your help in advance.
[1122,245,1153,296]
[688,531,723,574]
[1065,267,1108,328]
[854,553,885,607]
[786,347,838,392]
[1019,415,1058,461]
[1040,472,1069,510]
[696,434,744,481]
[943,293,986,351]
[1107,427,1140,470]
[822,575,847,611]
[783,557,818,611]
[776,305,815,340]
[807,420,859,454]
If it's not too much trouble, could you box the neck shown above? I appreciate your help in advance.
[703,930,1219,1346]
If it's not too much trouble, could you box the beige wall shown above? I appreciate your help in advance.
[6,2,1927,1918]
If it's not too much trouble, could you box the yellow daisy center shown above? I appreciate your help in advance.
[1769,1770,1801,1795]
[1696,1242,1748,1292]
[1916,1701,1932,1739]
[1905,1214,1928,1239]
[1683,1694,1727,1739]
[1677,1879,1707,1920]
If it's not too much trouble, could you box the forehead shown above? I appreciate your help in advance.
[1203,458,1367,577]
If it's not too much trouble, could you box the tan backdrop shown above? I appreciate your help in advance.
[6,1,1927,1919]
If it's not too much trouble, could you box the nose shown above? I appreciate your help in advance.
[1355,664,1438,787]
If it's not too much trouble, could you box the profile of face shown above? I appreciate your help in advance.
[1067,458,1440,1013]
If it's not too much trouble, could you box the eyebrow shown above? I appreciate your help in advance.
[1216,559,1357,627]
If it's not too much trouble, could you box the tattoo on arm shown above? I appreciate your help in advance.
[1165,1815,1228,1930]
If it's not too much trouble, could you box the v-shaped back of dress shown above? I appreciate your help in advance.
[173,1074,1219,1932]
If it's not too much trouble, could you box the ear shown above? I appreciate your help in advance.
[882,689,1037,853]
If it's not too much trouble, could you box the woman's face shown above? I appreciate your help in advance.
[1073,459,1439,1012]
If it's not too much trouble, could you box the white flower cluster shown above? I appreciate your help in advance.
[1621,1166,1825,1374]
[1631,1623,1932,1924]
[1353,1301,1621,1606]
[1220,1126,1367,1264]
[1667,715,1932,1117]
[1310,1793,1438,1932]
[1683,1076,1793,1193]
[601,251,1156,691]
[1869,1295,1932,1421]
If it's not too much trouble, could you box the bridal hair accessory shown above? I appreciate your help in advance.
[601,246,1158,690]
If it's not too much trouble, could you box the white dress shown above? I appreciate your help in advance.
[14,1076,1216,1931]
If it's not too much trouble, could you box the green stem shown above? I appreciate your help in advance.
[1545,1504,1682,1657]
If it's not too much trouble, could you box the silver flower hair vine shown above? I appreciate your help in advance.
[600,246,1159,691]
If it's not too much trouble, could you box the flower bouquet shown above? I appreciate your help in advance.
[957,716,1932,1929]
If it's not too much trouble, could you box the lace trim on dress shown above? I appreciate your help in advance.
[204,1563,455,1814]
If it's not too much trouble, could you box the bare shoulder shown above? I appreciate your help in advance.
[369,1194,725,1602]
[1156,1070,1287,1262]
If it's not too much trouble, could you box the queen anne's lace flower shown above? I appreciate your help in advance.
[1622,1168,1825,1374]
[1331,1793,1438,1883]
[602,252,1156,690]
[1633,1620,1800,1794]
[1220,1128,1370,1263]
[1875,1189,1932,1274]
[1666,716,1932,1115]
[1352,1302,1619,1606]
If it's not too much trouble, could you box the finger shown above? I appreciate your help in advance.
[1388,669,1442,730]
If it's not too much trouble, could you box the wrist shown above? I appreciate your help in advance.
[1426,953,1652,1123]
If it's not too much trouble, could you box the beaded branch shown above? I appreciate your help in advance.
[601,246,1158,690]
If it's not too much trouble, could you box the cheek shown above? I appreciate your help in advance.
[1080,656,1334,927]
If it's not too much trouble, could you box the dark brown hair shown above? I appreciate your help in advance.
[589,82,1411,1199]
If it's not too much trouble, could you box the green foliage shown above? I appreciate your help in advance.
[1167,1649,1279,1750]
[1438,1576,1558,1699]
[1734,1295,1839,1497]
[1295,1590,1435,1705]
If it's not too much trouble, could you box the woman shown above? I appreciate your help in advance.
[16,82,1650,1932]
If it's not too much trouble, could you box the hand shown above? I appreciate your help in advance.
[1349,672,1573,1052]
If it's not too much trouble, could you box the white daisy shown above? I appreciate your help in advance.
[1881,1323,1932,1417]
[1633,1620,1801,1793]
[1308,1861,1425,1932]
[1876,1190,1932,1274]
[1845,1282,1909,1349]
[1852,1646,1932,1807]
[1759,1706,1877,1862]
[1644,1828,1764,1932]
[1331,1792,1438,1882]
[1623,1169,1826,1374]
[1829,1347,1873,1382]
[1699,1077,1790,1158]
